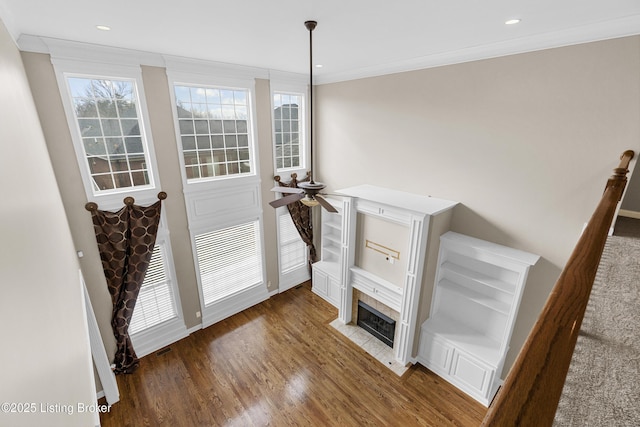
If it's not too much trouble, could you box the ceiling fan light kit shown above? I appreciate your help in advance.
[269,20,337,213]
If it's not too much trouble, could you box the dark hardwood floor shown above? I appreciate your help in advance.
[100,282,486,426]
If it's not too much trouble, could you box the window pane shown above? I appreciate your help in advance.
[121,119,140,136]
[237,135,249,147]
[92,174,114,190]
[113,172,132,188]
[179,120,195,134]
[212,135,224,149]
[197,136,210,150]
[194,120,209,134]
[174,84,253,182]
[273,91,303,172]
[97,100,118,118]
[106,138,125,154]
[75,99,97,117]
[177,103,192,118]
[131,170,149,186]
[210,120,223,134]
[125,137,143,153]
[117,100,137,118]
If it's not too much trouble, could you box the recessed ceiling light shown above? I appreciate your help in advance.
[505,19,521,25]
[96,25,111,31]
[315,64,323,68]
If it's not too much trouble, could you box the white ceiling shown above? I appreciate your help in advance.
[2,0,640,83]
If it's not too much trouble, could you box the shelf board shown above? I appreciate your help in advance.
[439,279,511,315]
[441,261,515,295]
[323,233,341,245]
[324,221,341,231]
[422,315,503,364]
[323,245,341,258]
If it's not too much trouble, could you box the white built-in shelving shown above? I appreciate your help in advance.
[417,231,539,406]
[312,197,343,307]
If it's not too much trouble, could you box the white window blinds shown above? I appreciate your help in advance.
[195,221,263,306]
[130,244,177,335]
[278,213,307,274]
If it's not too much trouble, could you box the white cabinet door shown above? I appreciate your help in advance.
[312,265,340,309]
[419,332,453,375]
[312,268,328,296]
[451,350,493,397]
[326,274,341,307]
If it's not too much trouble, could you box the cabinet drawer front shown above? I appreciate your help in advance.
[419,333,453,374]
[451,352,493,394]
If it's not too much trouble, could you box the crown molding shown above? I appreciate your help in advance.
[18,34,166,67]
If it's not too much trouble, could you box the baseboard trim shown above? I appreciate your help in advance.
[619,209,640,219]
[187,324,202,335]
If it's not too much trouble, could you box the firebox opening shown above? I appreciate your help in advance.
[357,300,396,348]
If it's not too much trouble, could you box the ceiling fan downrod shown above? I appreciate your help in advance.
[304,20,317,185]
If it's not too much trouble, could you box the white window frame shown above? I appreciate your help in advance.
[52,59,161,203]
[271,79,311,291]
[272,89,306,173]
[167,69,260,193]
[270,80,310,179]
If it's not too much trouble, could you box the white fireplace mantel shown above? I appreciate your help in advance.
[332,185,458,365]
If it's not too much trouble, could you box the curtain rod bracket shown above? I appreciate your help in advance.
[85,192,167,211]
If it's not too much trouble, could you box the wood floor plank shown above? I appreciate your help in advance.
[100,283,486,426]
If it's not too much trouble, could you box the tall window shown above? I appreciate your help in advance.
[54,60,186,353]
[66,76,152,194]
[273,92,304,171]
[174,85,252,181]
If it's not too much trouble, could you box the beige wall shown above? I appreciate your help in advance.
[0,19,96,427]
[315,36,640,371]
[21,53,282,359]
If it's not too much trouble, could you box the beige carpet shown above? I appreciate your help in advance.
[553,235,640,426]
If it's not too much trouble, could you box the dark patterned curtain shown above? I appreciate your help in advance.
[275,172,317,265]
[85,192,165,374]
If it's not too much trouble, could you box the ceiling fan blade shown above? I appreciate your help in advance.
[269,192,305,208]
[315,195,339,213]
[271,186,304,194]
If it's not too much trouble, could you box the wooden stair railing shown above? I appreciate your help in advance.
[481,149,635,427]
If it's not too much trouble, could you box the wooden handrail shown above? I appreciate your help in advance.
[481,149,634,427]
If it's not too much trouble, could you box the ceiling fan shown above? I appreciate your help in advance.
[269,20,338,214]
